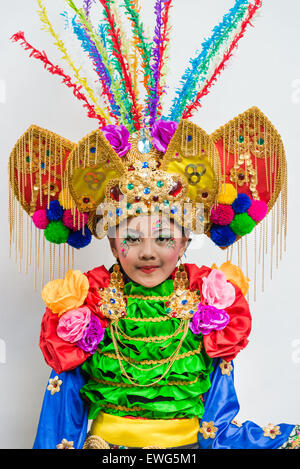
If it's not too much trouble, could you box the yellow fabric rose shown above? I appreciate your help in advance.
[42,270,89,317]
[211,261,250,296]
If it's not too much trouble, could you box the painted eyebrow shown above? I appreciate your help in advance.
[121,229,143,237]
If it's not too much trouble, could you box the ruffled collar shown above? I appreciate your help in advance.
[123,278,174,298]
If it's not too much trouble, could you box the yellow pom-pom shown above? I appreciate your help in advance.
[58,188,75,210]
[217,183,237,205]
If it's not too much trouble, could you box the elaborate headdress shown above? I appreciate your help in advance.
[8,0,287,298]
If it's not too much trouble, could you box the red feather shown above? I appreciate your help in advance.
[98,0,142,130]
[11,31,107,127]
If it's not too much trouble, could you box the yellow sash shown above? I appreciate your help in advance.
[90,412,200,448]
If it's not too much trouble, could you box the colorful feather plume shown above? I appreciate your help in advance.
[98,0,142,130]
[167,0,250,122]
[10,0,262,132]
[83,0,95,18]
[122,0,153,93]
[36,0,110,122]
[183,0,263,119]
[147,0,171,127]
[10,31,106,127]
[71,15,120,122]
[65,0,135,131]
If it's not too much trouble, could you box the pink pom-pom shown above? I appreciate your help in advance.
[62,209,89,231]
[247,200,268,222]
[210,204,234,225]
[32,210,49,229]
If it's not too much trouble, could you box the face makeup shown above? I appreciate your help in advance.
[108,215,189,288]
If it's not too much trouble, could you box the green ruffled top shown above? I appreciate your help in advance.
[80,278,213,420]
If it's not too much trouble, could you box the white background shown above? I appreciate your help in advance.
[0,0,299,448]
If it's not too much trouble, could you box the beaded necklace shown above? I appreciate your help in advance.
[98,264,201,387]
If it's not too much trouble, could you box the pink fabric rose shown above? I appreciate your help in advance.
[101,125,131,157]
[202,269,235,310]
[56,306,91,343]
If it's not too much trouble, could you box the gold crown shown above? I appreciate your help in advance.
[66,120,222,238]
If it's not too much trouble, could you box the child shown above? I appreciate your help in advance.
[8,0,299,450]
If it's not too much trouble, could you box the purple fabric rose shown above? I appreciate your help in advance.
[151,120,178,153]
[77,314,105,354]
[190,303,230,336]
[101,125,131,157]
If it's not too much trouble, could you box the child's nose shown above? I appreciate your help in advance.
[138,239,156,260]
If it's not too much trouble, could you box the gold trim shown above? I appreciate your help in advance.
[91,375,201,388]
[97,341,202,365]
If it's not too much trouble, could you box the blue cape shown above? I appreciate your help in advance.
[33,359,294,449]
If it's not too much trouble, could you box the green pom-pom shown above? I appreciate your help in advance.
[230,213,256,236]
[44,220,70,244]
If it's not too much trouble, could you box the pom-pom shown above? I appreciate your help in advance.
[63,210,89,231]
[217,183,237,205]
[58,188,75,210]
[247,199,268,222]
[67,227,92,249]
[32,209,49,229]
[232,193,251,214]
[230,213,256,236]
[46,200,64,221]
[44,220,70,244]
[210,204,234,225]
[210,225,237,247]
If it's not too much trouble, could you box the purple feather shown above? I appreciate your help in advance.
[83,0,95,18]
[148,0,168,127]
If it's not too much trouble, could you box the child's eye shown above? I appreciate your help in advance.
[124,234,140,243]
[156,235,171,243]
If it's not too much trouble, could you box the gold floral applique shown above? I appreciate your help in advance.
[219,360,233,376]
[56,439,74,449]
[47,376,62,395]
[199,421,218,439]
[263,423,281,439]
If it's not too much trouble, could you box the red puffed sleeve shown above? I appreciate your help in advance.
[39,308,90,374]
[184,263,252,361]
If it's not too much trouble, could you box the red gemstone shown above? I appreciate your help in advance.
[224,365,228,369]
[110,185,124,201]
[165,301,170,307]
[128,165,135,171]
[83,197,90,203]
[134,197,141,203]
[169,181,182,197]
[171,313,176,317]
[207,428,211,432]
[238,173,245,180]
[153,196,159,202]
[201,192,208,198]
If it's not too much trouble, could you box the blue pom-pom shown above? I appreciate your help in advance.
[67,227,92,249]
[46,200,64,221]
[232,193,251,214]
[210,224,237,247]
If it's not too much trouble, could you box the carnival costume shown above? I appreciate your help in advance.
[8,0,299,449]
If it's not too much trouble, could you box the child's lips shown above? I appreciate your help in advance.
[138,265,160,274]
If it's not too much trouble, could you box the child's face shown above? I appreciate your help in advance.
[108,215,189,287]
